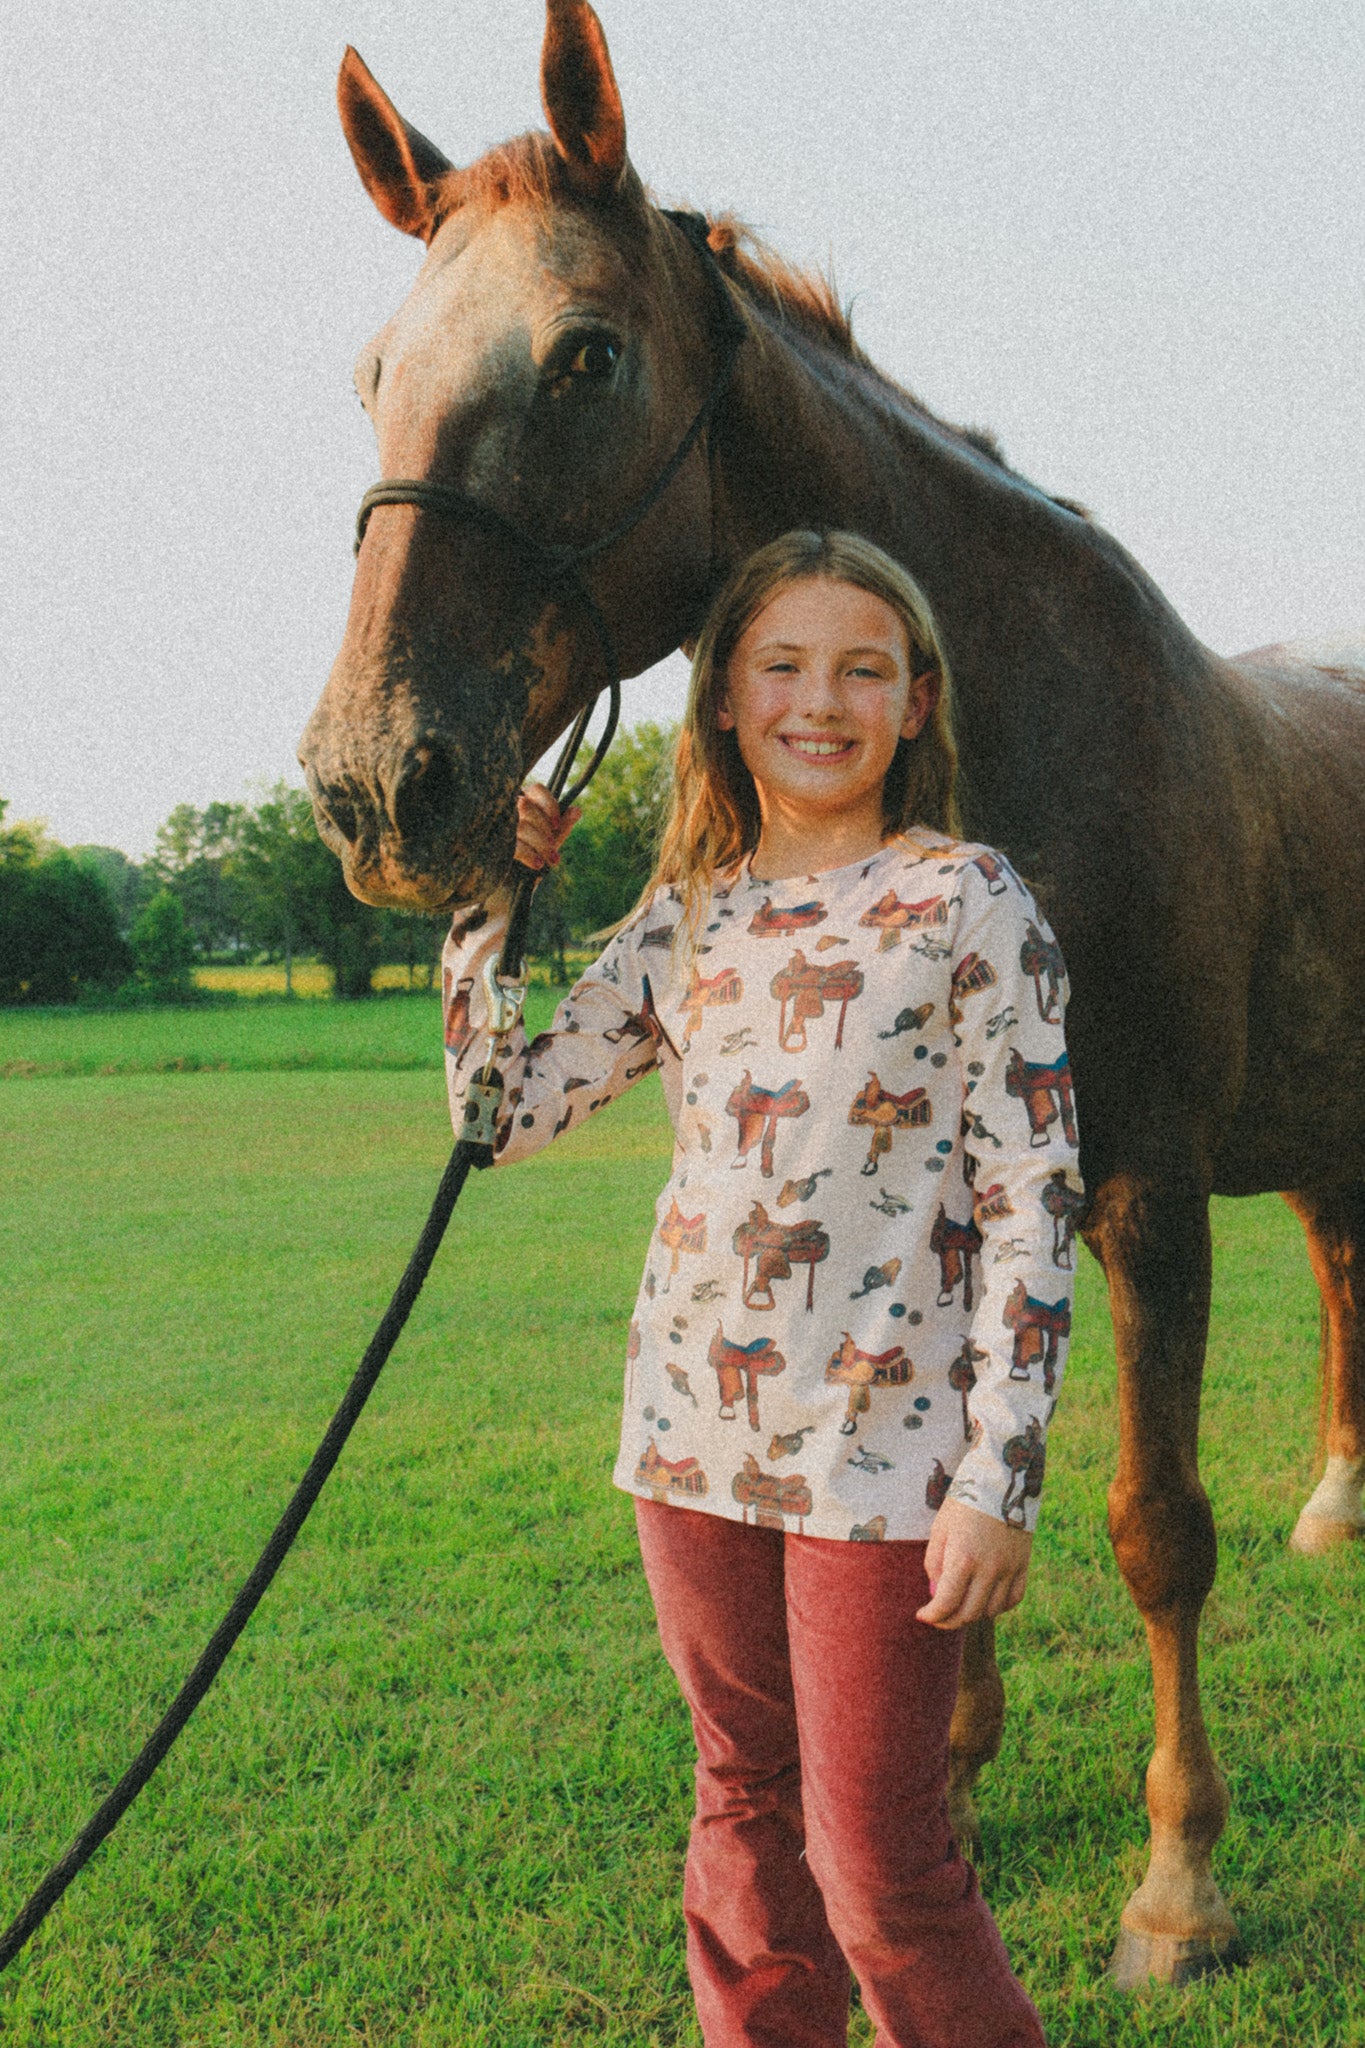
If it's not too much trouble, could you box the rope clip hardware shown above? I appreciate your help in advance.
[479,950,527,1070]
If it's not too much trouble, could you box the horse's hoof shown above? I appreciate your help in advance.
[1289,1509,1365,1556]
[1108,1925,1245,1992]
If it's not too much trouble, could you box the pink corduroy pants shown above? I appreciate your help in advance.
[634,1499,1045,2048]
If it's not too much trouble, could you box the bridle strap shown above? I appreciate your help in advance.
[350,208,746,981]
[353,210,745,569]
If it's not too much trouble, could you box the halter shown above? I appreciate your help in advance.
[352,210,748,881]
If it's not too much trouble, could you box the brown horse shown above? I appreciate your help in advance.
[301,0,1365,1986]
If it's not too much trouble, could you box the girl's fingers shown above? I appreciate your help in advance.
[917,1555,977,1628]
[922,1560,1028,1629]
[515,787,580,869]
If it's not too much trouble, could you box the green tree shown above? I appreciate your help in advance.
[557,721,676,939]
[129,889,197,1000]
[150,802,248,958]
[0,802,131,1003]
[71,845,154,935]
[313,851,384,997]
[237,785,320,995]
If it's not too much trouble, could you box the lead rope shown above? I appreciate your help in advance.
[0,686,618,1975]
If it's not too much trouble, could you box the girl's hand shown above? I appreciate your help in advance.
[917,1497,1032,1629]
[514,783,581,871]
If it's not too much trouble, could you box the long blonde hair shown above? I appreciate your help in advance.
[645,530,961,936]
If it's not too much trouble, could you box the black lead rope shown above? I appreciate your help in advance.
[0,207,742,1979]
[0,693,613,1978]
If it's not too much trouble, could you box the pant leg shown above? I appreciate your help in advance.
[784,1534,1045,2048]
[634,1499,851,2048]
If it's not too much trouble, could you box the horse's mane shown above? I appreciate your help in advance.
[447,135,1085,508]
[703,214,1030,486]
[702,214,866,362]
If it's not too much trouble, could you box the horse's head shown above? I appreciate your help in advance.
[300,2,727,909]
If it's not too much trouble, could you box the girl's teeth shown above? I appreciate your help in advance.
[787,738,848,755]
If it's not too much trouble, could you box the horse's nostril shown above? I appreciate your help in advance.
[327,794,359,845]
[391,738,460,841]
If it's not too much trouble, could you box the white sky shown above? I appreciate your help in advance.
[2,0,1362,857]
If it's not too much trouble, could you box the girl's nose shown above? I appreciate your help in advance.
[795,662,843,714]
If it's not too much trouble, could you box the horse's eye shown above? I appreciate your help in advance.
[567,335,620,380]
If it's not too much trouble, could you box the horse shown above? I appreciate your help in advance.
[300,0,1365,1985]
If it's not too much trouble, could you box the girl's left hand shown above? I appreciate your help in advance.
[513,782,581,872]
[917,1498,1032,1629]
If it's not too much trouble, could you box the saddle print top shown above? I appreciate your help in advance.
[442,833,1083,1540]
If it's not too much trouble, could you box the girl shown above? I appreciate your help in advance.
[442,531,1081,2048]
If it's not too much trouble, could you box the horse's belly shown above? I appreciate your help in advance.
[1213,1060,1365,1194]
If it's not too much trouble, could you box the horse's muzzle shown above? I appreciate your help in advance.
[301,730,519,912]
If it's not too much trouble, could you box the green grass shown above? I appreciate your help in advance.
[0,987,566,1081]
[2,1036,1362,2044]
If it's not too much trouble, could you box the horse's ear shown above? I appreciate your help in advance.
[337,46,455,241]
[540,0,627,198]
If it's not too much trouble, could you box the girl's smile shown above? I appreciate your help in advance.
[719,576,938,875]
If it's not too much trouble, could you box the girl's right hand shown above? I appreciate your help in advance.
[514,782,581,871]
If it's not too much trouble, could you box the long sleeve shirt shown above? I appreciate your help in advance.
[441,830,1083,1541]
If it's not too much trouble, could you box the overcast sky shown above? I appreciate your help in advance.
[3,0,1362,857]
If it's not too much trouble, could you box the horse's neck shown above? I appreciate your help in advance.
[711,306,1206,729]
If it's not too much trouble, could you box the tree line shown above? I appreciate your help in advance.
[0,722,676,1005]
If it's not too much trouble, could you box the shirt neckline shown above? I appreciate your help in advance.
[743,836,909,891]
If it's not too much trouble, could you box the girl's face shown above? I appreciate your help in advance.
[718,577,937,837]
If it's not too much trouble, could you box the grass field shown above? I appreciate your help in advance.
[3,998,1363,2044]
[0,985,564,1082]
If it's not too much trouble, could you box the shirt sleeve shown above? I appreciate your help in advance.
[441,894,678,1166]
[941,853,1084,1530]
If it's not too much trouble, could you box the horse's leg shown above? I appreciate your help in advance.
[947,1617,1004,1854]
[1087,1171,1242,1989]
[1285,1181,1365,1553]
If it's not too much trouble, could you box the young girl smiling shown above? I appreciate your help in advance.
[442,530,1080,2047]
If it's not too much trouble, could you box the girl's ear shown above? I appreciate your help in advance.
[901,665,940,741]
